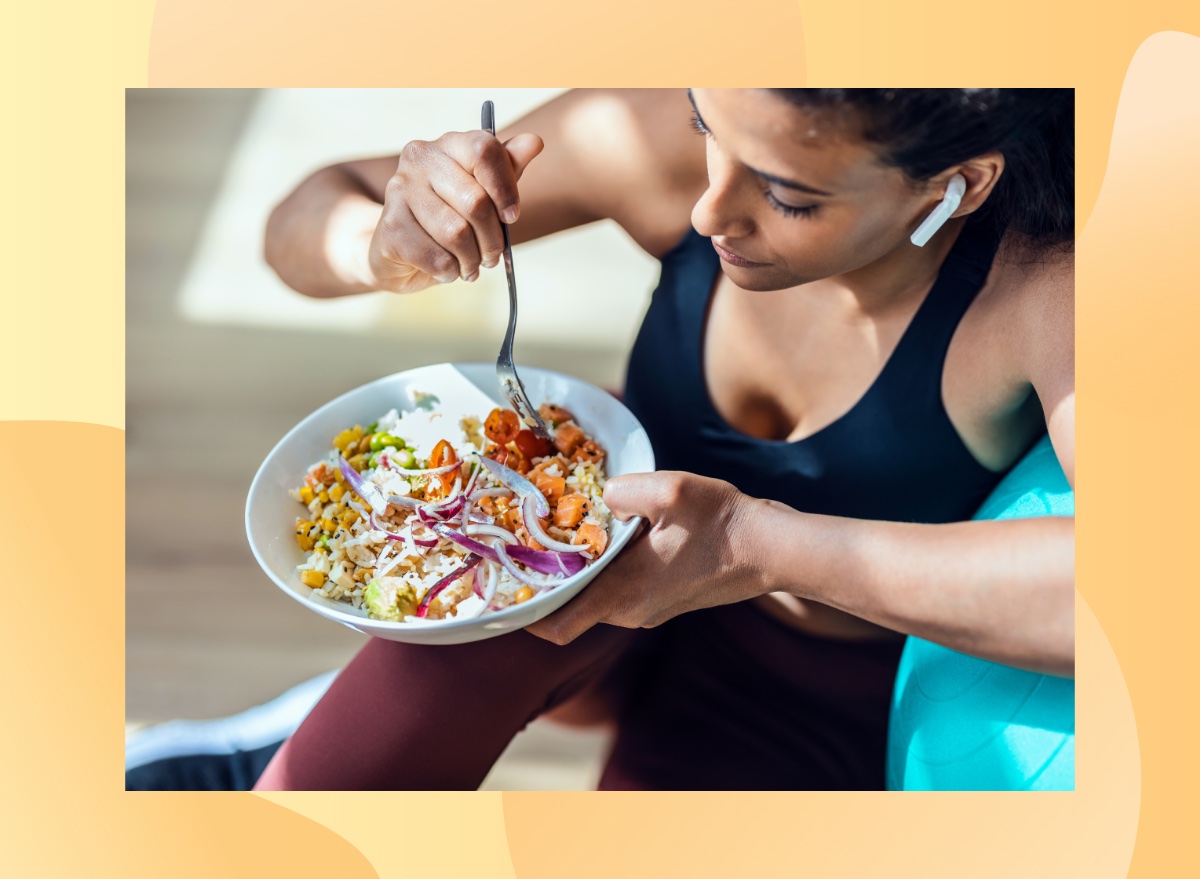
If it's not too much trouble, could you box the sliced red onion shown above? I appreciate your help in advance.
[338,455,388,515]
[430,523,497,561]
[417,496,465,525]
[430,495,465,518]
[468,487,512,504]
[520,494,588,553]
[508,543,587,576]
[415,555,482,618]
[369,510,440,551]
[434,476,464,505]
[471,566,484,599]
[457,467,481,527]
[387,485,466,524]
[385,494,423,511]
[430,523,580,577]
[483,561,500,603]
[479,457,549,518]
[494,543,565,589]
[465,523,519,545]
[461,486,507,528]
[409,520,440,548]
[462,462,481,499]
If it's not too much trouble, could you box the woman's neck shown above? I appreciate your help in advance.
[822,217,967,319]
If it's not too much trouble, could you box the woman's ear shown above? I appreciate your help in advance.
[945,152,1006,217]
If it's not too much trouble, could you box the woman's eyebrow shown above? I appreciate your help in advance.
[687,89,834,198]
[751,167,834,197]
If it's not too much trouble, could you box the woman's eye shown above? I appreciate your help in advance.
[764,187,819,219]
[690,110,711,138]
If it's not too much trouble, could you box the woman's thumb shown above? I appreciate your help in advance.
[503,133,545,179]
[601,472,663,522]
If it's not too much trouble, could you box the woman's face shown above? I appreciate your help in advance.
[689,88,943,292]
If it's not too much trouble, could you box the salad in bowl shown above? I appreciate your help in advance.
[246,363,654,645]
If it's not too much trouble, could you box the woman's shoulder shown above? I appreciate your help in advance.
[985,234,1074,328]
[979,234,1074,383]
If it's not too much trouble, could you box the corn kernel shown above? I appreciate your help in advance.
[514,586,534,604]
[298,485,315,504]
[295,521,316,552]
[321,518,337,533]
[300,570,326,588]
[339,426,365,450]
[340,509,360,526]
[318,489,329,504]
[329,483,345,503]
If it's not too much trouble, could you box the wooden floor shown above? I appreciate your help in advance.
[125,90,621,789]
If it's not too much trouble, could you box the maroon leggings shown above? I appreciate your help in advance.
[254,602,903,791]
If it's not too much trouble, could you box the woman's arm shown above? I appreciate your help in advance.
[264,89,705,297]
[757,507,1074,676]
[525,473,1074,677]
[777,253,1076,673]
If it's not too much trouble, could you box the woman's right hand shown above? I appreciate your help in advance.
[367,130,545,293]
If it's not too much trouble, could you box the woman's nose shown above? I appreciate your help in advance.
[691,158,755,240]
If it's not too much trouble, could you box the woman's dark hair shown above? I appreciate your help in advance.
[773,89,1074,250]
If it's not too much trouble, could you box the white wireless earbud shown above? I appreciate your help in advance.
[910,174,967,247]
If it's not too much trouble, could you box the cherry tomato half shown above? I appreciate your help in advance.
[430,439,457,469]
[513,428,553,461]
[484,408,521,445]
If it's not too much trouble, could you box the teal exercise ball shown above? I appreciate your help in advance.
[886,435,1075,790]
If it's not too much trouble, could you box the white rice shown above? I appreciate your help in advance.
[293,405,610,622]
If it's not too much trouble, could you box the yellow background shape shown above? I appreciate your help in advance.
[1,0,1197,876]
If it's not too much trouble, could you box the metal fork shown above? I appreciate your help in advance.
[481,100,552,441]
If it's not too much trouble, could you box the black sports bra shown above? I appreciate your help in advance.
[623,220,1018,524]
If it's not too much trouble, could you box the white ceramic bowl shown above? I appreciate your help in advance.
[246,363,655,645]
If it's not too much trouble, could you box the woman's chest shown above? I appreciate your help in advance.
[702,275,1039,470]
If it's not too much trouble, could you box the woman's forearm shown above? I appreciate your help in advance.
[752,500,1075,676]
[264,164,384,298]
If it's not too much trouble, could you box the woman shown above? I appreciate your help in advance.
[255,88,1074,790]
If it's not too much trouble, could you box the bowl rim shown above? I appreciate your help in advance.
[244,362,654,633]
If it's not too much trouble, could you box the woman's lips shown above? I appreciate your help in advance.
[712,240,767,268]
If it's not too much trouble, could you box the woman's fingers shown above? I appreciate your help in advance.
[407,185,483,282]
[526,522,655,645]
[370,130,544,291]
[441,130,544,223]
[369,201,459,287]
[428,168,504,276]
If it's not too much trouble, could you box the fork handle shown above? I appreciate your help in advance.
[481,100,519,342]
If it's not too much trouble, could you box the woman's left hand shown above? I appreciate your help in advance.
[525,471,765,645]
